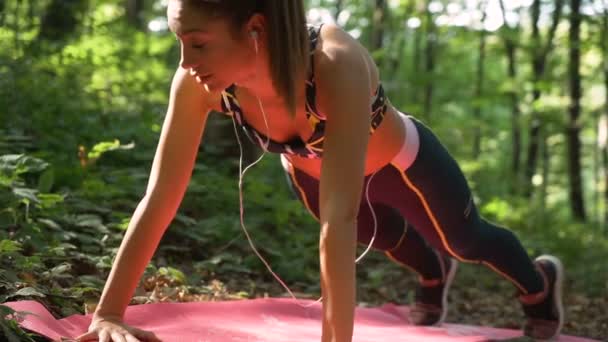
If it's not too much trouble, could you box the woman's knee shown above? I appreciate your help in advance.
[357,204,406,251]
[445,219,517,261]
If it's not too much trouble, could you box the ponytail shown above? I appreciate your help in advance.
[262,1,309,115]
[194,0,309,116]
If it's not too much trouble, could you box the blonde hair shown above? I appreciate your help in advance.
[192,0,309,116]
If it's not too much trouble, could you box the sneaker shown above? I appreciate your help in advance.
[409,252,458,326]
[519,255,564,340]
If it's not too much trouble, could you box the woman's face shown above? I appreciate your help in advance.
[167,0,259,92]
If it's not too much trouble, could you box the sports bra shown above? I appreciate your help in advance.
[220,24,388,159]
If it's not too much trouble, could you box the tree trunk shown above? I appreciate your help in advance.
[524,0,543,197]
[412,21,422,105]
[126,0,145,30]
[37,0,89,43]
[14,0,20,53]
[334,0,343,20]
[390,1,415,97]
[567,0,586,220]
[601,6,608,231]
[507,49,521,186]
[498,0,522,190]
[472,2,488,159]
[524,0,564,197]
[0,0,6,26]
[594,112,600,225]
[604,133,608,232]
[540,132,549,216]
[371,0,386,51]
[27,0,37,30]
[423,0,436,124]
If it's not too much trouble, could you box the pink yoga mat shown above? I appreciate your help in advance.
[3,298,599,341]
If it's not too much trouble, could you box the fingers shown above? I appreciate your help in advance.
[147,332,162,342]
[125,335,142,342]
[132,328,161,342]
[75,324,159,342]
[76,331,97,342]
[99,329,111,342]
[146,331,162,342]
[111,332,128,342]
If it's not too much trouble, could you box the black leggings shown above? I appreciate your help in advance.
[284,116,543,295]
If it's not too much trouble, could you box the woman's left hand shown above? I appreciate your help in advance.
[318,220,357,342]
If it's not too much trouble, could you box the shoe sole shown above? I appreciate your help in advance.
[535,254,565,341]
[437,258,458,326]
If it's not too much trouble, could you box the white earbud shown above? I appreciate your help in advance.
[251,31,259,54]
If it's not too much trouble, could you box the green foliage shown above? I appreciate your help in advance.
[0,305,37,342]
[1,0,607,340]
[87,140,135,161]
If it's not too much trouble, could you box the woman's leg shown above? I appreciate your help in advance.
[370,116,543,294]
[282,156,455,325]
[356,202,459,326]
[283,157,445,278]
[365,115,563,339]
[355,203,445,280]
[283,158,440,267]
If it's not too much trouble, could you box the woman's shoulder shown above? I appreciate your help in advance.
[314,23,351,50]
[312,23,371,73]
[170,67,224,114]
[311,23,380,98]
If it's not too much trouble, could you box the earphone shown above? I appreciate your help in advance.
[231,27,380,308]
[251,30,259,54]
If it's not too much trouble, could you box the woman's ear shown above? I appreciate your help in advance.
[245,13,266,39]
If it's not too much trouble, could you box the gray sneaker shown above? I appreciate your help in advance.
[519,255,565,340]
[409,253,458,326]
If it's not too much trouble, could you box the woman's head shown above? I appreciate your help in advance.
[167,0,309,114]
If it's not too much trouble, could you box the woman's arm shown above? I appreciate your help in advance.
[314,25,373,342]
[93,67,214,320]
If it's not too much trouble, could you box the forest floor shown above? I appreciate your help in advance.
[119,252,608,341]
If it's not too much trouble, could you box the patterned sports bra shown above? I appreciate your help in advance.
[220,24,388,159]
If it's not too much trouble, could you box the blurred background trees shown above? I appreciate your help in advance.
[1,0,607,339]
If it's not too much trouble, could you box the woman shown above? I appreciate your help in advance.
[77,1,564,341]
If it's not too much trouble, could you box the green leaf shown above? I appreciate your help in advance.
[88,139,135,160]
[174,213,197,227]
[111,217,130,231]
[37,168,55,193]
[42,264,74,282]
[0,304,16,317]
[78,275,105,288]
[0,240,22,253]
[0,173,14,187]
[71,286,100,297]
[37,193,65,208]
[47,243,77,257]
[12,188,39,204]
[0,305,33,342]
[0,155,48,176]
[157,267,187,284]
[0,269,21,283]
[12,287,46,298]
[15,256,42,272]
[0,155,25,173]
[95,255,113,270]
[37,218,62,231]
[74,214,108,232]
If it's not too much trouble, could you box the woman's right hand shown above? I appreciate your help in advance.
[76,316,162,342]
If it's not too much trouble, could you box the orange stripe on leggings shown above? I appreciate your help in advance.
[388,224,408,252]
[390,163,528,294]
[384,251,423,278]
[287,166,319,222]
